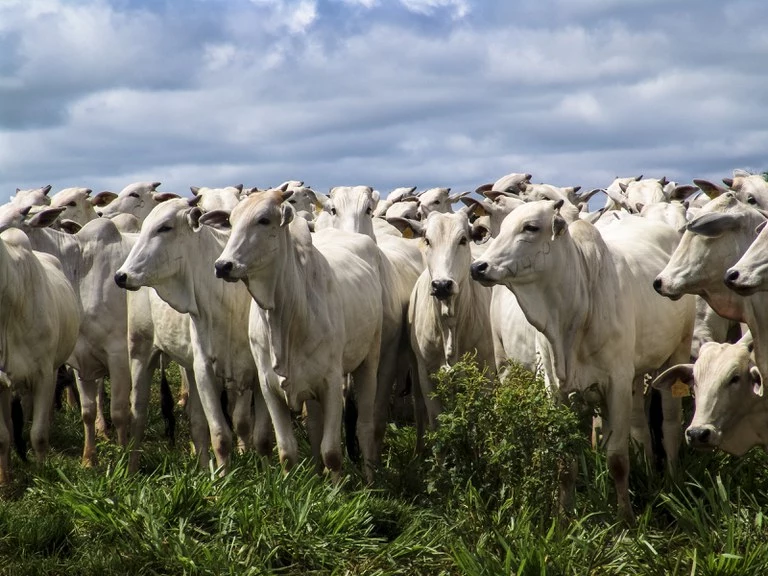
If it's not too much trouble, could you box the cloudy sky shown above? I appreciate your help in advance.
[1,0,767,204]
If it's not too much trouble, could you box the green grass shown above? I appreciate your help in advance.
[3,360,768,575]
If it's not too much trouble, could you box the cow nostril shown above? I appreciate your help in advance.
[114,271,127,288]
[470,261,489,278]
[96,211,103,217]
[652,278,662,292]
[215,260,234,278]
[725,269,740,283]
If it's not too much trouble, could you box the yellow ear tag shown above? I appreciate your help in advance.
[402,227,414,239]
[671,379,690,398]
[476,206,488,217]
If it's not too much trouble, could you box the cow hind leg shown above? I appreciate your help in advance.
[231,388,254,453]
[252,386,274,457]
[603,380,635,525]
[352,353,381,483]
[30,372,56,464]
[185,371,210,470]
[629,374,653,462]
[305,399,325,474]
[95,378,109,439]
[320,376,344,483]
[128,352,160,473]
[0,388,12,484]
[74,373,99,467]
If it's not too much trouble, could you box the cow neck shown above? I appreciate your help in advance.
[249,226,314,379]
[720,401,768,456]
[744,297,768,386]
[24,227,82,288]
[432,274,475,365]
[701,286,746,323]
[506,229,600,385]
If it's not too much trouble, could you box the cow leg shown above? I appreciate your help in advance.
[320,375,344,483]
[353,350,381,483]
[261,378,297,471]
[74,372,99,467]
[305,399,325,474]
[372,337,399,460]
[412,360,428,456]
[418,361,442,430]
[107,355,131,448]
[629,374,653,461]
[603,379,635,525]
[185,369,210,470]
[30,372,56,463]
[231,387,254,453]
[251,384,273,457]
[193,362,232,474]
[128,350,160,473]
[659,388,682,471]
[95,378,109,438]
[178,365,190,408]
[0,387,11,484]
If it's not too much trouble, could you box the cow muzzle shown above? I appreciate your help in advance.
[214,259,239,282]
[724,268,759,296]
[653,276,683,301]
[114,271,139,291]
[685,426,720,450]
[430,279,455,300]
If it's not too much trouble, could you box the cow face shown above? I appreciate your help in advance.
[115,198,202,292]
[213,190,294,284]
[97,181,176,222]
[416,188,470,220]
[320,186,379,237]
[725,220,768,295]
[189,185,243,213]
[654,194,764,305]
[653,342,762,454]
[470,200,566,289]
[49,187,95,226]
[10,185,52,210]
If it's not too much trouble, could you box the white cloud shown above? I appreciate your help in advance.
[399,0,470,19]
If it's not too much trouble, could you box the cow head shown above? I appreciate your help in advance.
[97,181,178,222]
[653,193,765,310]
[470,199,567,289]
[312,186,379,238]
[10,185,52,210]
[189,185,244,213]
[724,219,768,296]
[49,187,96,227]
[653,341,762,454]
[416,187,470,220]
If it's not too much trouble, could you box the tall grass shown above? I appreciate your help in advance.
[3,359,768,575]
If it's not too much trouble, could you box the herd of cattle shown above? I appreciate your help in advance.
[1,169,768,523]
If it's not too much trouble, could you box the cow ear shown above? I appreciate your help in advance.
[151,182,162,190]
[723,177,735,189]
[26,207,66,229]
[188,195,202,207]
[461,197,489,217]
[308,190,331,213]
[470,221,490,243]
[449,191,471,204]
[686,212,740,237]
[370,189,380,210]
[756,220,768,235]
[153,192,179,203]
[475,183,493,194]
[750,366,763,397]
[619,182,629,193]
[91,191,118,207]
[634,202,644,214]
[59,219,83,234]
[187,207,204,231]
[280,202,294,227]
[198,209,231,229]
[652,364,694,391]
[233,184,244,193]
[551,214,567,240]
[386,216,424,238]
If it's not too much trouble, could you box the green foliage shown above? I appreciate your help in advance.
[4,359,768,574]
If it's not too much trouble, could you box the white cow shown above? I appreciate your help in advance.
[471,200,695,523]
[373,186,418,218]
[0,205,136,466]
[723,217,768,296]
[96,181,178,222]
[653,341,766,456]
[115,198,272,471]
[49,187,99,229]
[389,209,494,439]
[723,169,768,209]
[8,185,52,210]
[207,190,384,480]
[189,185,244,213]
[655,193,768,387]
[416,187,471,220]
[0,228,80,482]
[309,185,424,453]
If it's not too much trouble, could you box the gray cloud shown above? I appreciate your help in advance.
[1,0,767,203]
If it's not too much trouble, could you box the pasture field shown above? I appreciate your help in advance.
[2,361,768,575]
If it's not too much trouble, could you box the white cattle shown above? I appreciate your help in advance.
[310,185,424,453]
[416,187,471,219]
[207,190,383,480]
[8,185,52,210]
[475,172,532,196]
[115,198,272,471]
[723,169,768,209]
[655,193,768,388]
[471,200,695,523]
[389,209,494,438]
[0,205,135,466]
[384,198,420,221]
[96,181,178,222]
[0,228,80,482]
[49,187,99,228]
[653,341,766,456]
[189,185,244,213]
[724,217,768,296]
[373,186,418,218]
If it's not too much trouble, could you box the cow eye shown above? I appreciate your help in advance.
[366,206,372,215]
[747,195,757,205]
[258,217,270,225]
[459,236,468,245]
[432,200,440,205]
[331,207,337,216]
[423,237,431,246]
[523,224,540,233]
[288,199,296,204]
[729,374,740,385]
[129,192,140,199]
[157,225,173,233]
[68,201,77,207]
